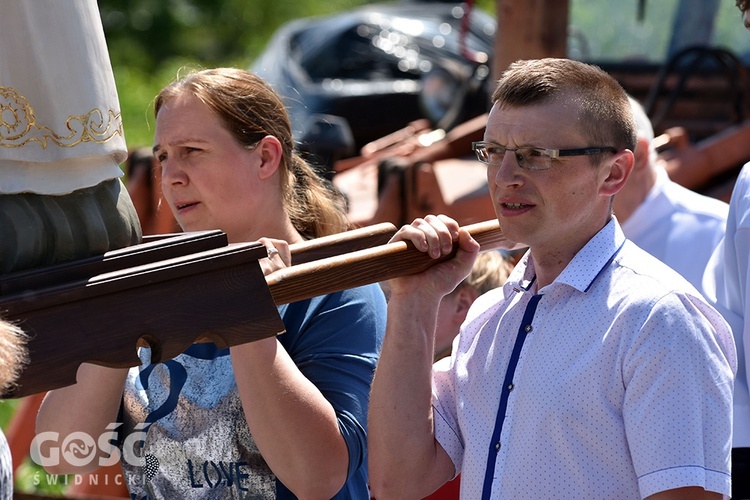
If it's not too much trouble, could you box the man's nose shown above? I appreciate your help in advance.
[491,153,523,185]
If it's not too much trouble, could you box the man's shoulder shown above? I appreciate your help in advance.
[663,178,729,221]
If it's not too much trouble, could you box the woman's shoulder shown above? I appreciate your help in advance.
[280,283,387,350]
[293,283,387,313]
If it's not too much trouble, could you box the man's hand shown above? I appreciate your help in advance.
[383,214,480,303]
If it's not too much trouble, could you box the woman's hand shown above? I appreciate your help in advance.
[257,237,291,275]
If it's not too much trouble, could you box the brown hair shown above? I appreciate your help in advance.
[154,68,348,239]
[738,0,748,13]
[491,58,637,162]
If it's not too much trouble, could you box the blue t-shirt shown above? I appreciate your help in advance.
[121,284,386,499]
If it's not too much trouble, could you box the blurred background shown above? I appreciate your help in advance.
[97,0,750,149]
[3,0,750,496]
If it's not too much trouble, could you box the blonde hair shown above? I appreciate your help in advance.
[457,251,515,296]
[0,319,28,394]
[154,68,349,238]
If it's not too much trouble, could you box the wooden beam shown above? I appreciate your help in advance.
[1,220,512,398]
[494,0,570,81]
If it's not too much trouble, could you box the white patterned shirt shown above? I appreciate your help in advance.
[433,218,736,499]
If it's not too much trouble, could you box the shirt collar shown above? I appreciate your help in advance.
[504,218,626,297]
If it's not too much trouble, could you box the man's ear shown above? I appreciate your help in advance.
[600,149,634,197]
[632,137,651,173]
[255,136,283,180]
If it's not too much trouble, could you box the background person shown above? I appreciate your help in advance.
[613,96,728,295]
[704,161,750,500]
[125,147,181,236]
[368,58,735,499]
[36,68,386,499]
[700,3,750,498]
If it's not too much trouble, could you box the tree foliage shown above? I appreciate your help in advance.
[101,0,380,148]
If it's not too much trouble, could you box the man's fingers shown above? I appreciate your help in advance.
[390,215,461,259]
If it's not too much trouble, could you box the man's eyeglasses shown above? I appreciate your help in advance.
[472,141,618,171]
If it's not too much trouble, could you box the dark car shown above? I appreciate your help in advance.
[251,2,496,172]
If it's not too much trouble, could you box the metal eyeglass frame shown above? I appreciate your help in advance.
[472,141,618,170]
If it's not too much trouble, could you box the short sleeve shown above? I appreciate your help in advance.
[432,356,464,477]
[622,292,734,497]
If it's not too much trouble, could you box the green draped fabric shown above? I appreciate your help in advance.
[0,179,142,274]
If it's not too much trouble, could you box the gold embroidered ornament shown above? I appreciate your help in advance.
[0,86,123,149]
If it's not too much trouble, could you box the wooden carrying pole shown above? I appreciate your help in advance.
[0,219,509,399]
[269,219,507,304]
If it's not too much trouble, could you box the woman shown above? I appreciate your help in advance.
[36,68,386,499]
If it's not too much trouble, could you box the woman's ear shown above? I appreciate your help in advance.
[600,149,634,197]
[255,136,283,180]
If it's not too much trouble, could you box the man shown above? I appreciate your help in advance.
[368,58,736,499]
[700,3,750,498]
[614,97,728,295]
